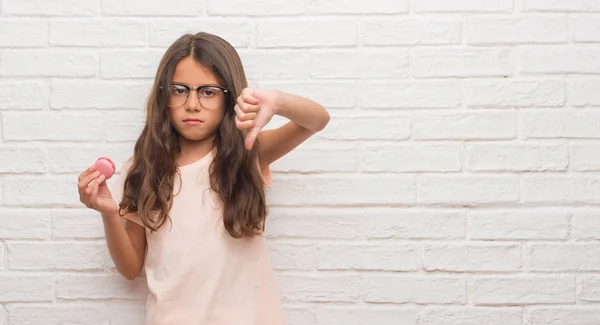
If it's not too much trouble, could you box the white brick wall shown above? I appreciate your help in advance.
[1,0,599,324]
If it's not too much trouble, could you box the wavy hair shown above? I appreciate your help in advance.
[118,33,267,238]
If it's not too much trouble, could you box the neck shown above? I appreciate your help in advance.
[176,134,215,166]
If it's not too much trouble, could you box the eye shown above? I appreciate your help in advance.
[201,88,218,97]
[171,85,188,96]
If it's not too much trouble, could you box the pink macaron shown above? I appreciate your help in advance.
[95,157,116,180]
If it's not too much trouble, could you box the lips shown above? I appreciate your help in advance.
[183,117,203,122]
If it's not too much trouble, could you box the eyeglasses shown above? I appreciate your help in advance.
[162,83,229,109]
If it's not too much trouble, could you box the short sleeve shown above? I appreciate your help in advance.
[107,160,144,227]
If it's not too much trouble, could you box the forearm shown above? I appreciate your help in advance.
[102,212,145,280]
[275,91,330,132]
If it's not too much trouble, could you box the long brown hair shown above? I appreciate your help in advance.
[118,33,267,238]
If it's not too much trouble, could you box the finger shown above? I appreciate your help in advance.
[242,89,260,105]
[79,171,100,190]
[235,115,255,130]
[236,96,260,113]
[90,176,101,207]
[245,126,261,150]
[235,104,257,122]
[78,165,96,181]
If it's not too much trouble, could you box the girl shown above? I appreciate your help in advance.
[76,32,329,324]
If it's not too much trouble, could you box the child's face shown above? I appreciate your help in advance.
[168,55,226,142]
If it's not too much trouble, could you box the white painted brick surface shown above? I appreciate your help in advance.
[472,276,575,305]
[6,304,108,325]
[419,307,522,325]
[2,1,599,324]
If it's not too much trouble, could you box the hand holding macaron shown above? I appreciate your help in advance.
[77,157,118,216]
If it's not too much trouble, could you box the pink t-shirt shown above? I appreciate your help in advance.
[110,151,285,325]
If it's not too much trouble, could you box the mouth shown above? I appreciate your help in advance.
[183,118,203,126]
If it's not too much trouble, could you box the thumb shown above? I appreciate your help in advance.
[245,126,261,150]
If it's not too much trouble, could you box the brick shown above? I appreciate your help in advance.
[266,208,466,240]
[8,242,112,271]
[309,0,407,14]
[3,175,83,206]
[467,143,568,171]
[257,19,357,48]
[0,274,53,302]
[577,275,600,302]
[268,243,317,271]
[360,81,460,109]
[284,308,315,325]
[422,243,521,272]
[56,274,148,300]
[260,81,357,109]
[0,81,49,110]
[418,175,519,205]
[51,209,106,239]
[411,48,513,78]
[239,50,306,80]
[50,20,146,47]
[0,19,48,47]
[319,116,411,140]
[0,209,50,239]
[104,110,146,142]
[420,307,522,325]
[3,0,98,16]
[363,275,466,304]
[209,0,304,15]
[529,243,600,271]
[0,50,97,77]
[527,308,600,325]
[149,21,251,48]
[466,16,567,44]
[572,210,600,240]
[472,276,575,305]
[521,175,600,203]
[522,0,600,12]
[108,303,146,325]
[3,112,104,141]
[0,146,46,173]
[100,50,163,79]
[102,0,203,16]
[51,80,151,109]
[317,244,418,271]
[6,304,108,325]
[464,79,565,108]
[518,46,600,74]
[360,18,460,45]
[315,307,416,325]
[570,16,600,42]
[364,209,466,239]
[265,208,362,239]
[414,0,513,12]
[468,209,570,240]
[414,111,516,140]
[568,78,600,106]
[48,143,133,174]
[268,175,415,206]
[521,110,600,139]
[572,143,600,171]
[271,146,360,173]
[363,144,461,172]
[309,49,409,79]
[277,275,360,302]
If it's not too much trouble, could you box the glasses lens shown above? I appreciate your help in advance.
[198,87,225,109]
[169,85,188,107]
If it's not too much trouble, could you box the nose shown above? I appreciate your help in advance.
[186,90,201,111]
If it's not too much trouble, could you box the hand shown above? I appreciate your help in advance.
[77,165,119,216]
[234,87,279,150]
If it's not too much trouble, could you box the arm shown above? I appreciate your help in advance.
[235,89,330,166]
[102,212,146,281]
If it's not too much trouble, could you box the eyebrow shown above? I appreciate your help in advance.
[171,82,223,88]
